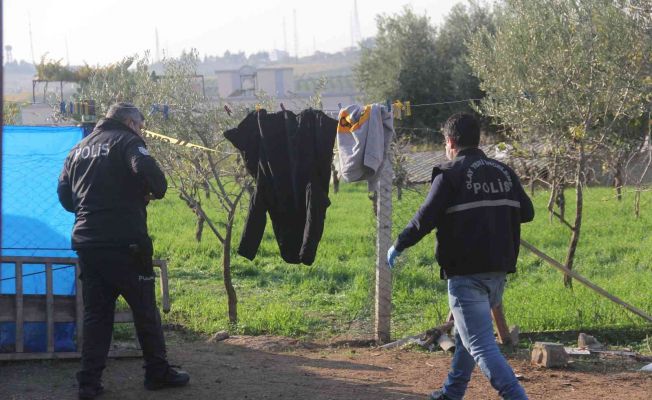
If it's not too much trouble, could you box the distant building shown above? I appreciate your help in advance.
[215,65,359,113]
[215,65,293,98]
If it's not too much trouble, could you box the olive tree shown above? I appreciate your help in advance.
[79,52,250,324]
[468,0,652,287]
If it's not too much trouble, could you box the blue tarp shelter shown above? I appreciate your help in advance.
[1,125,83,353]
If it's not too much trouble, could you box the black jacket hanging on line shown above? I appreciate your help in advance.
[224,109,338,265]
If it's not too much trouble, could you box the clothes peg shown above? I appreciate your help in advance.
[405,101,412,117]
[393,100,403,120]
[224,104,233,116]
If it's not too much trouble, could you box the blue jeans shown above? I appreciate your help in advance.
[441,272,528,400]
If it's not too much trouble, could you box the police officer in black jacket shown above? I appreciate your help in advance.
[57,103,189,399]
[388,113,533,400]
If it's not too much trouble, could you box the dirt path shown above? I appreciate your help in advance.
[2,334,650,400]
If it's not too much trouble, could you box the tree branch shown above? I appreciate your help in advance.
[178,187,225,244]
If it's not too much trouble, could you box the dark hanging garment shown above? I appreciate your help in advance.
[224,109,337,265]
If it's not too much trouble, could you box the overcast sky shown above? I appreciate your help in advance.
[4,0,465,65]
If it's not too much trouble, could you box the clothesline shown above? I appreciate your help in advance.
[409,99,482,107]
[226,95,485,114]
[145,97,486,153]
[394,126,439,131]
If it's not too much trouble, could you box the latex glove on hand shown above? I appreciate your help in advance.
[387,245,402,269]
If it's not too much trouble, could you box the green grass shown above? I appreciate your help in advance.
[148,184,652,342]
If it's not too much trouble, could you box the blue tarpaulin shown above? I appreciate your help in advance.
[1,125,83,353]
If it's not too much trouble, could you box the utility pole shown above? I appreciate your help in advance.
[293,9,299,60]
[155,28,160,63]
[283,18,288,54]
[352,0,362,48]
[65,38,70,66]
[28,12,36,64]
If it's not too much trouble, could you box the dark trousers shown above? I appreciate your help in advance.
[76,247,168,385]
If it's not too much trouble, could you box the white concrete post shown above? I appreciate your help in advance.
[375,160,393,343]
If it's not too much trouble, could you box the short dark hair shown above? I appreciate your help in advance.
[441,112,480,148]
[106,102,144,124]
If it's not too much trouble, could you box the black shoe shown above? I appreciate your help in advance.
[144,366,190,390]
[429,389,452,400]
[78,384,104,400]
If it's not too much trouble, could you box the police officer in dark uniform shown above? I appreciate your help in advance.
[58,103,189,399]
[387,113,533,400]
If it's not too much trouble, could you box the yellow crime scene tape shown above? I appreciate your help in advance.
[143,129,217,152]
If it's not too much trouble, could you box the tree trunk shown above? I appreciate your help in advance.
[331,163,340,194]
[529,167,536,196]
[529,177,535,196]
[556,183,566,220]
[547,181,557,223]
[614,164,623,202]
[634,189,641,219]
[397,185,403,201]
[547,156,558,223]
[563,146,585,288]
[195,214,205,242]
[223,218,238,324]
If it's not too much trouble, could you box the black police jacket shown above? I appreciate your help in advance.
[224,109,337,265]
[57,118,167,249]
[394,148,534,278]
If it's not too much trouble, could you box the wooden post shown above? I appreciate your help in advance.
[46,263,54,353]
[158,261,170,313]
[448,306,515,345]
[15,261,23,353]
[491,303,511,345]
[375,161,393,344]
[521,240,652,323]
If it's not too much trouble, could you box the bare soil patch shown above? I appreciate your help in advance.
[1,333,650,400]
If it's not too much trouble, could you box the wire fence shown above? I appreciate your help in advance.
[2,127,79,259]
[3,116,651,341]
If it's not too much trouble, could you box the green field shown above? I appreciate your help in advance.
[147,184,652,343]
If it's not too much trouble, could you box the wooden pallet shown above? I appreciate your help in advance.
[0,256,170,361]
